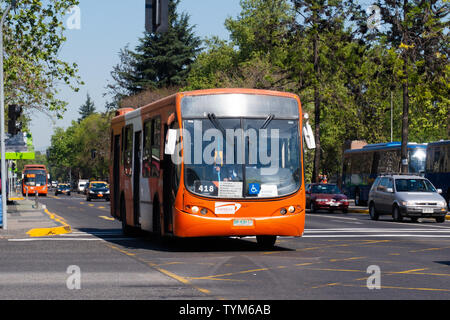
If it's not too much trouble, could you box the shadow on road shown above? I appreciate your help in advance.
[77,227,294,253]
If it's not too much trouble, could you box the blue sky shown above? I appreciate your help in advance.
[30,0,242,151]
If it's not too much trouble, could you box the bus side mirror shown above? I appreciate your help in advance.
[303,121,316,150]
[164,129,177,155]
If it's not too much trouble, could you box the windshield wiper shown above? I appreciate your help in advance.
[207,113,226,136]
[261,114,275,129]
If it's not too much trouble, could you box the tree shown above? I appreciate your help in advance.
[292,0,357,182]
[106,0,201,109]
[3,0,83,119]
[78,93,96,122]
[369,0,449,171]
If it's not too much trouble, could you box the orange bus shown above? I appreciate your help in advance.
[22,164,49,196]
[110,89,306,247]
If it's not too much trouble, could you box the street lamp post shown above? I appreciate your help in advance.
[0,1,17,230]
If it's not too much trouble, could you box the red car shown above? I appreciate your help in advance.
[306,183,349,213]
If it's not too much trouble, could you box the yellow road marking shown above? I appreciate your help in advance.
[392,268,428,274]
[99,216,115,221]
[27,209,72,237]
[106,245,211,295]
[330,257,365,263]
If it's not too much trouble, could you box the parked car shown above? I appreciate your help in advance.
[306,183,349,213]
[86,181,110,201]
[55,184,71,196]
[368,174,448,223]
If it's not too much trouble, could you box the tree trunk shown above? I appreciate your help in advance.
[312,29,321,183]
[400,0,409,174]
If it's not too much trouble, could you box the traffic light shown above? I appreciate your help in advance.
[7,104,22,136]
[145,0,168,33]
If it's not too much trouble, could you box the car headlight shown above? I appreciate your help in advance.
[401,201,415,206]
[439,201,447,207]
[89,190,95,194]
[105,190,110,194]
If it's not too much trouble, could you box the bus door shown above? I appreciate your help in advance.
[133,131,142,226]
[113,135,121,218]
[163,123,173,233]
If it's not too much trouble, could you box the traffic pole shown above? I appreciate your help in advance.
[0,2,15,230]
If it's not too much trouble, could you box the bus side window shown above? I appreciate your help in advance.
[123,125,133,176]
[142,120,152,178]
[151,116,161,177]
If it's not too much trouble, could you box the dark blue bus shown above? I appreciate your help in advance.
[426,140,450,206]
[342,142,427,205]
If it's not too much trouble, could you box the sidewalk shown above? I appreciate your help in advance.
[0,197,71,238]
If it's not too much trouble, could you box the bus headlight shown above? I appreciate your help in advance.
[191,206,200,214]
[288,206,295,213]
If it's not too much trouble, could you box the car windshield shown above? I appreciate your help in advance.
[183,118,301,198]
[311,184,341,194]
[395,179,436,192]
[59,185,69,189]
[91,183,107,189]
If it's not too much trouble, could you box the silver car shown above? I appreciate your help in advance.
[368,175,448,223]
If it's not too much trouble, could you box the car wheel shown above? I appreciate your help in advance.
[342,208,348,214]
[392,205,403,222]
[369,203,379,221]
[410,217,419,223]
[436,217,445,223]
[310,202,316,213]
[86,196,90,202]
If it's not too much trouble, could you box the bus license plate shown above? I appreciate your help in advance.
[233,219,254,227]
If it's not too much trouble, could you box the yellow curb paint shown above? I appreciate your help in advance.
[9,197,25,201]
[26,209,72,238]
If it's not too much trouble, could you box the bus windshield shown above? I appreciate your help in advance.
[183,118,301,199]
[24,170,47,186]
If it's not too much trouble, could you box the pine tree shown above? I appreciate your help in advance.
[106,0,201,108]
[78,93,96,122]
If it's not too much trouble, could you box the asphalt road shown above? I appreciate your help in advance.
[1,193,450,300]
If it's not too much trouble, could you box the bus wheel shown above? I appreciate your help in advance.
[256,236,277,249]
[120,197,134,236]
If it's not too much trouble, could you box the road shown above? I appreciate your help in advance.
[1,193,450,300]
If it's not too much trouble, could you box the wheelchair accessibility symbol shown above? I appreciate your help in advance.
[248,183,261,195]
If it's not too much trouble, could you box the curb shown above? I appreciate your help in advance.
[26,207,72,237]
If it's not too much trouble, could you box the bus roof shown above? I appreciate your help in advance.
[23,164,46,170]
[344,142,427,154]
[111,88,300,124]
[427,140,450,147]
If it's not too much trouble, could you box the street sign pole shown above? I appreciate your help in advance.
[0,2,15,229]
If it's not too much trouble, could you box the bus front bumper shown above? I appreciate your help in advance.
[173,208,305,238]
